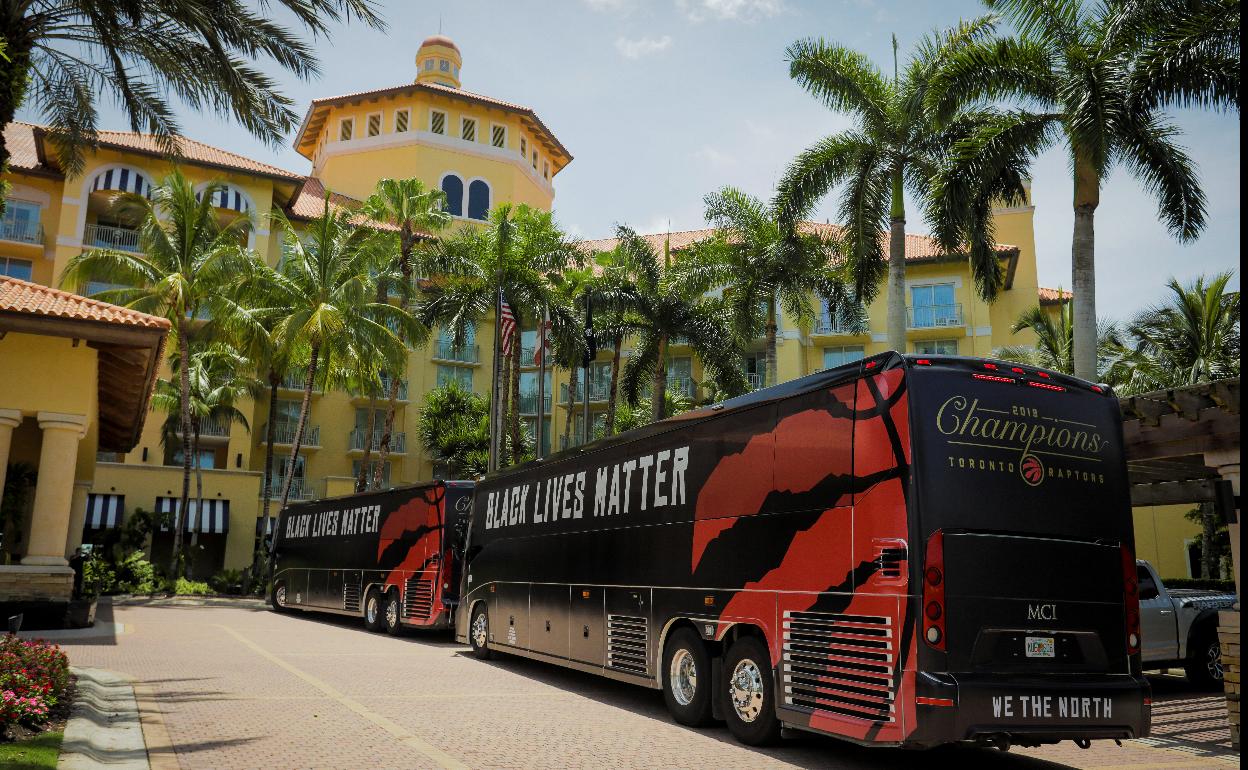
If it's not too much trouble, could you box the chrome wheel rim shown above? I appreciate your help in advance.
[729,658,766,723]
[366,595,379,624]
[275,586,286,606]
[471,612,488,649]
[669,649,697,706]
[1208,642,1223,680]
[386,597,398,628]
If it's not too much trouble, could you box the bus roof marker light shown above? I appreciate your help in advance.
[1037,371,1051,378]
[982,362,998,370]
[915,359,932,366]
[1028,381,1066,392]
[972,373,1016,384]
[1011,367,1025,374]
[864,360,878,370]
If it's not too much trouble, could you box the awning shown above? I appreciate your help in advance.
[85,493,125,530]
[198,184,251,213]
[91,167,152,197]
[156,497,231,534]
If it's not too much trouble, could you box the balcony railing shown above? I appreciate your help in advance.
[0,219,43,245]
[264,422,319,447]
[518,392,553,414]
[350,376,408,402]
[85,223,142,253]
[349,429,406,454]
[176,416,231,438]
[744,373,764,391]
[668,378,697,399]
[908,304,964,329]
[813,320,861,335]
[562,381,610,403]
[279,372,322,392]
[432,342,480,364]
[262,478,315,501]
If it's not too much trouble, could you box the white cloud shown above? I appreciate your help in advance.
[677,0,785,22]
[694,145,736,169]
[615,35,674,60]
[582,0,635,12]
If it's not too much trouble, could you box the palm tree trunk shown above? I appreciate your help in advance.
[280,346,319,510]
[257,374,279,579]
[765,300,779,388]
[192,423,203,580]
[171,328,192,579]
[1072,156,1100,383]
[886,169,908,353]
[651,334,668,422]
[357,394,377,492]
[509,339,522,462]
[605,340,621,436]
[563,366,578,449]
[373,377,401,490]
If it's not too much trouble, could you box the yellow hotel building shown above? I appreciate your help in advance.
[0,34,1198,586]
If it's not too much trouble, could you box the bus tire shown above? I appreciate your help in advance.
[364,588,384,632]
[1184,628,1223,689]
[662,628,714,727]
[722,636,781,746]
[469,604,493,660]
[384,590,404,636]
[270,582,289,613]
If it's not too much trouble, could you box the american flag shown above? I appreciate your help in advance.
[532,307,551,368]
[499,298,517,358]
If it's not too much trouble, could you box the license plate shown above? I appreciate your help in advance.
[1025,636,1055,658]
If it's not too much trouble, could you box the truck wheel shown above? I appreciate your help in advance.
[662,628,714,726]
[384,590,404,636]
[722,636,781,746]
[1185,630,1223,689]
[469,604,493,660]
[364,589,384,632]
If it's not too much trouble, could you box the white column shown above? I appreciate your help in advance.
[0,409,22,511]
[22,412,88,567]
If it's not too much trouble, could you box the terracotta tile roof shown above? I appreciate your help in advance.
[579,222,1017,262]
[0,275,170,330]
[4,121,303,181]
[1038,286,1073,304]
[283,177,409,234]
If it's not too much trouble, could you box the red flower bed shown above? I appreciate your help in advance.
[0,636,70,733]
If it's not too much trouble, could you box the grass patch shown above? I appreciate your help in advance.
[0,731,63,769]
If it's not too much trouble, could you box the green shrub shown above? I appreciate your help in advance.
[209,569,245,595]
[84,551,158,595]
[170,578,211,596]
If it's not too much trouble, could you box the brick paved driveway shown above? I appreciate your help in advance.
[47,601,1237,770]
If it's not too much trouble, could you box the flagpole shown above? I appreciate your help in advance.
[535,306,547,459]
[488,287,503,473]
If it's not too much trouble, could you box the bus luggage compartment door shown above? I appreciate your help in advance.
[569,586,605,666]
[490,583,529,650]
[530,584,571,660]
[941,533,1125,673]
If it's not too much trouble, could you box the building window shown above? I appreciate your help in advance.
[461,117,476,142]
[440,59,450,72]
[519,371,553,414]
[0,256,34,281]
[2,200,41,244]
[467,180,489,221]
[366,112,382,137]
[491,124,506,148]
[910,283,961,328]
[352,460,391,488]
[914,339,959,355]
[440,174,463,216]
[394,109,410,133]
[430,110,447,135]
[338,118,354,141]
[542,161,549,180]
[520,137,526,157]
[822,346,865,370]
[436,364,473,390]
[532,151,538,169]
[424,59,434,71]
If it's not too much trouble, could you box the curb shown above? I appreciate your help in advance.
[58,667,149,769]
[105,595,268,609]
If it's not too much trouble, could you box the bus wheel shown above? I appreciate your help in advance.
[722,636,781,746]
[662,628,713,726]
[384,590,403,636]
[364,589,384,632]
[271,582,288,613]
[469,604,493,660]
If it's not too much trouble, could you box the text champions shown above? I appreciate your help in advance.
[284,504,382,540]
[485,446,690,531]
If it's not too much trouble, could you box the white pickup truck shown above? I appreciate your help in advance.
[1137,560,1237,688]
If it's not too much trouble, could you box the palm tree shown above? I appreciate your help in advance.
[360,178,449,487]
[253,205,419,510]
[420,204,580,466]
[1,0,383,177]
[776,18,1030,353]
[688,187,848,389]
[416,383,490,478]
[930,0,1208,382]
[994,300,1126,382]
[1115,0,1240,114]
[607,227,748,422]
[61,169,253,576]
[1116,272,1239,392]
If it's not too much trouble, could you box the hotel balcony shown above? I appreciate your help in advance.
[173,416,232,441]
[745,373,764,391]
[518,392,553,415]
[279,371,323,394]
[562,380,609,403]
[261,478,316,502]
[812,320,864,336]
[84,223,142,253]
[349,429,407,454]
[432,342,480,364]
[907,304,964,329]
[349,376,408,403]
[261,422,320,449]
[0,219,43,246]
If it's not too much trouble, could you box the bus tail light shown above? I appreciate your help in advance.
[972,373,1015,384]
[1122,545,1141,655]
[923,531,946,650]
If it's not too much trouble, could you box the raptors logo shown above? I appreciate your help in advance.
[1021,454,1045,486]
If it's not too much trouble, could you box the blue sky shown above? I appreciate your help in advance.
[24,0,1240,321]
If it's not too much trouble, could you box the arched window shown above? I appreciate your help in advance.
[90,166,152,197]
[441,174,463,217]
[467,180,490,221]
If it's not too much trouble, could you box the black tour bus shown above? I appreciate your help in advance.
[271,480,474,633]
[454,352,1149,748]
